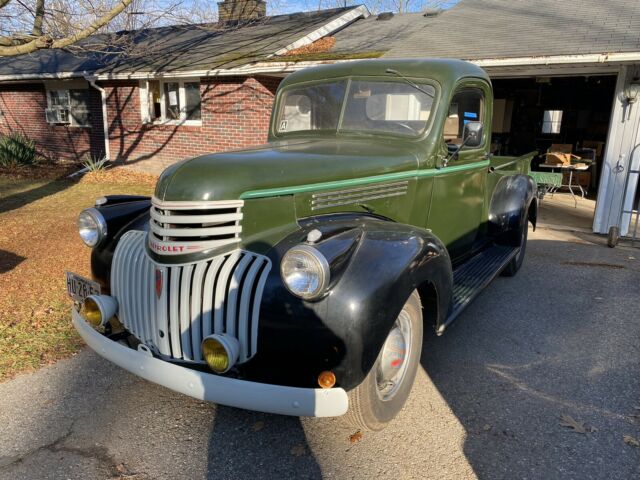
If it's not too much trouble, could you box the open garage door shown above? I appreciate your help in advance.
[489,74,618,232]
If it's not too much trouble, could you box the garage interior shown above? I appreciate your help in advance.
[490,75,618,232]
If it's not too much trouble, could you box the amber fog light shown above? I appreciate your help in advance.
[81,295,118,329]
[318,371,336,389]
[202,334,240,374]
[81,298,102,327]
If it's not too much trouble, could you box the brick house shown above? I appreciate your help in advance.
[2,0,639,239]
[0,2,369,173]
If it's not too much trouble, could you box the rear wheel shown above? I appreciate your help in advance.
[345,290,423,431]
[501,221,528,277]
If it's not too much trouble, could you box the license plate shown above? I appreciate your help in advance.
[66,272,101,302]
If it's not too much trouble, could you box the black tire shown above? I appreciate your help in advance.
[345,290,423,431]
[501,221,528,277]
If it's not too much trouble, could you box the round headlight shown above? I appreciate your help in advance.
[77,208,106,247]
[281,245,330,300]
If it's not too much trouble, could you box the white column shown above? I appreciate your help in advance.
[593,65,640,235]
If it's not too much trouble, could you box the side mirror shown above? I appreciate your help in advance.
[462,121,484,148]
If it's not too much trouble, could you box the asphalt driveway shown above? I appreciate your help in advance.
[1,228,639,480]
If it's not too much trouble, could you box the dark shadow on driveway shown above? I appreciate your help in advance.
[206,407,322,479]
[419,238,640,480]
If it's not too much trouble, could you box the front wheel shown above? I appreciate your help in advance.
[345,290,423,431]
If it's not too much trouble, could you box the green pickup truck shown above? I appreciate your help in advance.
[68,59,537,431]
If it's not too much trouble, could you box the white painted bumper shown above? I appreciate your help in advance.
[72,309,349,417]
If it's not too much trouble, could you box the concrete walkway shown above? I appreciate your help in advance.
[1,229,639,480]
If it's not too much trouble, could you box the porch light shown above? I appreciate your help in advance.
[623,81,640,104]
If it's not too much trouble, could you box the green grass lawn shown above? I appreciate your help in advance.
[0,176,154,381]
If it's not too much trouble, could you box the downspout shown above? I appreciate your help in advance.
[86,76,110,160]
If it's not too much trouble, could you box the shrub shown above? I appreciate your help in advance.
[82,154,109,172]
[0,132,37,167]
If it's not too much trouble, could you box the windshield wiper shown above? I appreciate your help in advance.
[385,69,435,98]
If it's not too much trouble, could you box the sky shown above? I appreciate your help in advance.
[261,0,460,16]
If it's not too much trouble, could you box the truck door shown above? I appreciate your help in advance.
[428,84,490,261]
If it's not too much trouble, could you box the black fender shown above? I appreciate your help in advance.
[250,213,453,391]
[89,196,151,291]
[488,174,538,246]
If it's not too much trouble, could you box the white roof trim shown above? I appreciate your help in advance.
[0,71,85,82]
[91,59,356,80]
[5,49,640,83]
[271,5,370,57]
[471,51,640,67]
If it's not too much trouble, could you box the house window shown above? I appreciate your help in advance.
[141,79,201,125]
[542,110,563,134]
[45,88,91,127]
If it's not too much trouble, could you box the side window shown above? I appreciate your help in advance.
[45,88,91,127]
[443,87,484,148]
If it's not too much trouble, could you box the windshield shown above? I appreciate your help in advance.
[276,79,436,137]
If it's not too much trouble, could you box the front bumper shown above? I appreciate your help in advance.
[72,309,349,417]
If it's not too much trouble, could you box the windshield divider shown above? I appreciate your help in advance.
[336,77,352,134]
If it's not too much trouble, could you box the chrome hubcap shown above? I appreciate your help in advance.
[376,309,412,401]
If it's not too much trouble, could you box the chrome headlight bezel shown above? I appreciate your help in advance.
[77,207,107,247]
[280,244,330,300]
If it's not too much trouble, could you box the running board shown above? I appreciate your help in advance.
[438,245,519,334]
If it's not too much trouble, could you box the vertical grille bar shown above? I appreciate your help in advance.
[139,248,152,345]
[155,266,171,356]
[213,252,241,333]
[190,262,208,361]
[251,261,271,356]
[225,254,253,338]
[131,238,145,340]
[201,257,225,339]
[237,256,263,361]
[179,265,194,360]
[168,265,182,359]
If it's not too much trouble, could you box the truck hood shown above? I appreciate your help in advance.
[155,138,422,202]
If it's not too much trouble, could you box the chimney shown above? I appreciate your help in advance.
[218,0,266,23]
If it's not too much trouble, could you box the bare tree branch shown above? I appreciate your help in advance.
[32,0,45,36]
[0,0,12,8]
[0,0,132,55]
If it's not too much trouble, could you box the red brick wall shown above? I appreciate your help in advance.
[104,76,281,172]
[0,83,104,162]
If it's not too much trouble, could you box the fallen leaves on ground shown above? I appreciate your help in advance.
[623,435,640,447]
[559,414,596,434]
[0,175,154,381]
[79,167,158,187]
[290,444,306,457]
[349,430,364,443]
[251,421,265,432]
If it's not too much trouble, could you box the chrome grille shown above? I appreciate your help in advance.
[111,230,271,363]
[311,181,408,210]
[149,197,243,255]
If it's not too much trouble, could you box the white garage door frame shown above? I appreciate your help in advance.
[482,61,640,235]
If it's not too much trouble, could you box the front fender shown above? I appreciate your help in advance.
[89,198,151,291]
[253,214,452,390]
[488,174,537,246]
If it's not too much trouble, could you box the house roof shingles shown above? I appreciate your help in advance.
[380,0,640,60]
[0,7,357,79]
